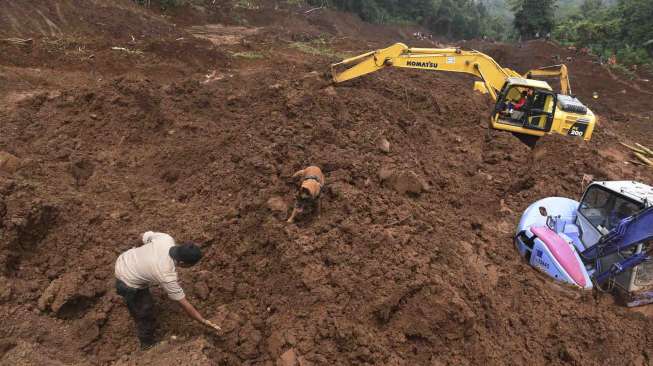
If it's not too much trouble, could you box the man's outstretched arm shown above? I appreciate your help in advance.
[177,297,221,331]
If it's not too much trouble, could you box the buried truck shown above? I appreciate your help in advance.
[515,181,653,306]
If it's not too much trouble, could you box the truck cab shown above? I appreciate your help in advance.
[577,182,653,300]
[514,181,653,306]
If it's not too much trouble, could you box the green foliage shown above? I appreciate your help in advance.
[579,0,605,14]
[617,46,649,66]
[233,0,260,9]
[553,0,653,68]
[618,0,653,49]
[231,51,265,59]
[554,0,617,16]
[310,0,509,40]
[610,63,637,79]
[509,0,557,39]
[290,38,350,58]
[132,0,186,8]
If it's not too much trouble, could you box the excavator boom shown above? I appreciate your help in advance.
[331,43,523,101]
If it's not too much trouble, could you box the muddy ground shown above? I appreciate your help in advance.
[1,1,653,365]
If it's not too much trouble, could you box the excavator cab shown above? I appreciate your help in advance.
[491,79,557,135]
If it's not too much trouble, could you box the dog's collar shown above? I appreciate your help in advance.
[303,175,323,186]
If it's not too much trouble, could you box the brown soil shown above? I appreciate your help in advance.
[1,1,653,365]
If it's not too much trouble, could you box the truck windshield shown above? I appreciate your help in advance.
[579,185,644,231]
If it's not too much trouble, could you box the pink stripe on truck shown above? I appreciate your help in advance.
[531,226,587,288]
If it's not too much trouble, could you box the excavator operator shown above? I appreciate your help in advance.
[505,89,533,121]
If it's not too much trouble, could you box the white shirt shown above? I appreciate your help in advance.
[115,231,185,301]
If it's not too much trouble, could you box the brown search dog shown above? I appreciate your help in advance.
[287,166,325,223]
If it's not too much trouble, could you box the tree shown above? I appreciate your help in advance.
[431,0,454,37]
[580,0,604,14]
[311,0,511,41]
[618,0,653,47]
[553,0,653,67]
[510,0,557,39]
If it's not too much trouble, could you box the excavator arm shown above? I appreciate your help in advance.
[331,43,522,101]
[524,64,571,95]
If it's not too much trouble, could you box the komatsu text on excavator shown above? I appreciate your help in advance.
[331,43,596,141]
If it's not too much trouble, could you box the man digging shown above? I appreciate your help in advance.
[114,231,221,349]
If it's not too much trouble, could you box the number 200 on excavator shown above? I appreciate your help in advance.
[331,43,596,141]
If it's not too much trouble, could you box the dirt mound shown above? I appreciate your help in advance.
[0,0,229,87]
[0,0,174,39]
[1,1,653,365]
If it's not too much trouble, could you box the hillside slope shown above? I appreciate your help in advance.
[1,1,653,365]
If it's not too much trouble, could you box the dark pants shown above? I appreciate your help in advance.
[115,279,156,348]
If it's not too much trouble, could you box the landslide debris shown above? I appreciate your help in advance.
[0,1,652,365]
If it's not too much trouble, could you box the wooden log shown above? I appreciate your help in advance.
[1,38,33,46]
[634,143,653,156]
[620,142,647,155]
[628,160,645,166]
[634,152,653,167]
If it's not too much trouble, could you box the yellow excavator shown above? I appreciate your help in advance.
[331,43,596,141]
